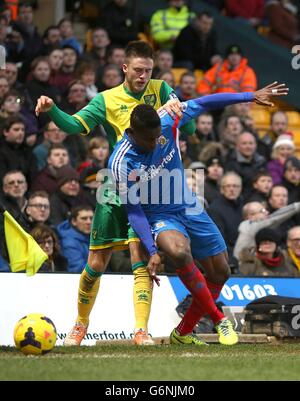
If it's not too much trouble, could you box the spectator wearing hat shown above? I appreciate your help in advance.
[57,205,93,273]
[239,227,293,276]
[49,165,87,225]
[267,134,295,185]
[204,156,224,205]
[258,110,289,161]
[173,10,220,71]
[197,44,257,95]
[80,164,101,209]
[281,156,300,203]
[225,131,266,198]
[284,226,300,276]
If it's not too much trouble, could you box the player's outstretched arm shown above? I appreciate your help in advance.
[253,81,289,107]
[35,96,86,135]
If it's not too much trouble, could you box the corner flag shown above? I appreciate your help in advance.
[4,211,48,276]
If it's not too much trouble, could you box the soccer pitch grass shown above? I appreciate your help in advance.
[1,343,300,381]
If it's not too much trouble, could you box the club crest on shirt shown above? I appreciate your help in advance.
[157,135,169,147]
[143,94,157,106]
[155,221,166,229]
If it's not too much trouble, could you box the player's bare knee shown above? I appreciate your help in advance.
[170,243,191,266]
[87,259,106,273]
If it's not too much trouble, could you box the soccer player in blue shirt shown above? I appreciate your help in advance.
[108,82,288,345]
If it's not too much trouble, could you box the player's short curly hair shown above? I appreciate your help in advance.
[130,104,160,133]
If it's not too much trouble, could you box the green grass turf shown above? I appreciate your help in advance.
[1,343,300,381]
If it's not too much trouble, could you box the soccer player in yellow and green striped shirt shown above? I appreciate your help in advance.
[36,40,195,346]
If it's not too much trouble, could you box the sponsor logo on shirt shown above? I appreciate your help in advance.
[140,148,176,181]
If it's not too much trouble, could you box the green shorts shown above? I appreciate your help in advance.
[89,201,139,251]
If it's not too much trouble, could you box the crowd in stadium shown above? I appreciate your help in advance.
[0,0,299,277]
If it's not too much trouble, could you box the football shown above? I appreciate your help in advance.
[13,313,57,355]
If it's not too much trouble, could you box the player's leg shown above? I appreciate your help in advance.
[129,240,155,345]
[64,248,112,346]
[156,229,223,345]
[64,201,118,346]
[184,211,238,345]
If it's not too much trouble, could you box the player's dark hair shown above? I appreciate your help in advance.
[131,104,161,133]
[125,41,154,61]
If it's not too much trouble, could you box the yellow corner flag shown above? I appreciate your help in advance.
[4,211,48,276]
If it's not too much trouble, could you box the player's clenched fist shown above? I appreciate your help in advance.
[35,96,54,116]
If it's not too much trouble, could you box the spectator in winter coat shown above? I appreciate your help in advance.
[245,170,273,204]
[225,131,266,198]
[49,165,87,225]
[267,134,295,184]
[173,11,220,71]
[266,0,300,49]
[33,121,67,172]
[234,200,300,260]
[281,156,300,204]
[31,144,70,195]
[208,172,243,270]
[150,0,195,50]
[239,227,294,277]
[0,251,9,272]
[0,115,37,185]
[284,226,300,276]
[197,44,257,95]
[56,205,93,273]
